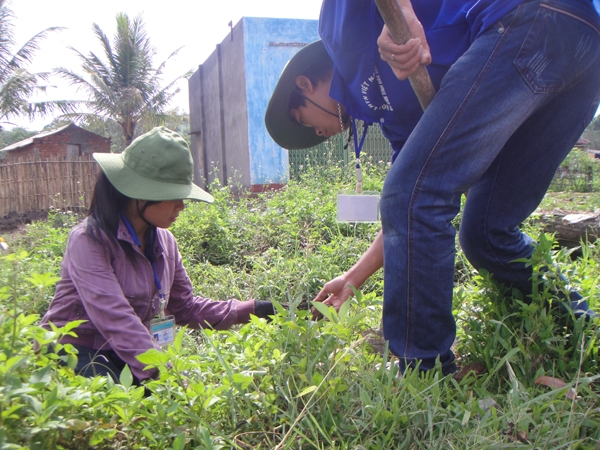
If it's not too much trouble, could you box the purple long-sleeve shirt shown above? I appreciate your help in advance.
[40,218,255,381]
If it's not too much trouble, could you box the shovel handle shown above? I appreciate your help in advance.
[374,0,436,111]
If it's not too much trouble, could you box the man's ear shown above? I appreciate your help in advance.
[295,75,315,94]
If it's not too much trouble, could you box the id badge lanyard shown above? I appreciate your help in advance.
[121,215,167,320]
[336,119,380,223]
[352,119,370,194]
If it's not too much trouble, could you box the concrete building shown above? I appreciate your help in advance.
[188,17,319,192]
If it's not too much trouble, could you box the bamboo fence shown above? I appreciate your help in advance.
[0,155,100,217]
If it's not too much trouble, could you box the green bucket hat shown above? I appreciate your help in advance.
[265,40,332,150]
[93,126,213,203]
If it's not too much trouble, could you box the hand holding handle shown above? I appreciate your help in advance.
[374,0,436,111]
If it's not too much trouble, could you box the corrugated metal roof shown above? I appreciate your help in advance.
[576,137,591,146]
[0,124,72,152]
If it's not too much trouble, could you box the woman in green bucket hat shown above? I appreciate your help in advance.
[40,127,275,387]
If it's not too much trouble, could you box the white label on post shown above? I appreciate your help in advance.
[337,194,380,223]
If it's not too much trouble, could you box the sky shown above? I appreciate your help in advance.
[8,0,324,130]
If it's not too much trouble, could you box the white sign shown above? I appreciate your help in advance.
[337,194,380,223]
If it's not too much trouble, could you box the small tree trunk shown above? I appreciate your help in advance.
[536,210,600,247]
[121,119,136,148]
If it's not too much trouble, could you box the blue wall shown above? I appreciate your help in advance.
[243,18,319,185]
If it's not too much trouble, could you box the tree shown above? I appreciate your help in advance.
[588,114,600,132]
[161,108,190,146]
[39,109,190,153]
[0,0,68,129]
[583,114,600,149]
[55,13,184,147]
[0,126,37,148]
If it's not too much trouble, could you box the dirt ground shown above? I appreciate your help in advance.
[0,211,48,234]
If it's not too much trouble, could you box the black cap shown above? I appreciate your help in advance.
[264,40,332,150]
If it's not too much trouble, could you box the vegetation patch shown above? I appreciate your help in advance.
[1,155,600,449]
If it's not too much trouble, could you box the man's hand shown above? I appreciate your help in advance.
[377,18,431,80]
[312,230,384,320]
[311,276,355,319]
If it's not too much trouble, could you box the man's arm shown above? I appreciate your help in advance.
[312,229,384,316]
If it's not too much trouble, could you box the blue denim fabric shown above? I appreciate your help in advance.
[67,344,129,382]
[380,0,600,373]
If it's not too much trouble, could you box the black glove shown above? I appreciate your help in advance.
[254,300,276,320]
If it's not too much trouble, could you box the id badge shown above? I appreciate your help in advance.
[150,315,175,347]
[337,192,380,223]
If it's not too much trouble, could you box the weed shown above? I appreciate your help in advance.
[1,150,600,448]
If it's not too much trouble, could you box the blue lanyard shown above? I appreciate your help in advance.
[120,214,166,319]
[351,119,370,167]
[351,119,370,193]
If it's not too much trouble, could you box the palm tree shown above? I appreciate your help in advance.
[0,0,67,128]
[55,13,183,147]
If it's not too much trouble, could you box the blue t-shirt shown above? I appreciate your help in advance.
[466,0,525,39]
[318,0,526,158]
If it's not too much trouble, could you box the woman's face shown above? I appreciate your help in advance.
[142,200,186,229]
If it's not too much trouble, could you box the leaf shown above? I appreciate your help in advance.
[189,382,205,395]
[119,365,133,388]
[5,356,28,373]
[130,385,146,400]
[172,327,185,352]
[231,373,252,389]
[535,375,567,389]
[311,302,334,321]
[203,395,221,409]
[66,353,78,370]
[1,404,23,420]
[534,376,578,400]
[273,301,287,314]
[62,320,87,333]
[136,348,168,365]
[312,372,324,386]
[172,433,186,450]
[348,284,363,302]
[295,385,317,398]
[141,428,157,443]
[65,419,89,431]
[338,297,351,319]
[462,410,471,426]
[346,313,367,327]
[25,272,61,288]
[29,365,52,386]
[90,429,118,446]
[29,397,43,415]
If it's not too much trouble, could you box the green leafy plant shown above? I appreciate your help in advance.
[1,154,600,448]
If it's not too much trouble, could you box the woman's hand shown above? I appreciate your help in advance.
[377,16,431,80]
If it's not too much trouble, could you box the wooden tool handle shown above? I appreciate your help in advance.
[374,0,436,111]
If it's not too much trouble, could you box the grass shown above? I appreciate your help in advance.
[0,150,600,449]
[540,191,600,212]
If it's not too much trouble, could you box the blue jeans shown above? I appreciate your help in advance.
[61,344,129,381]
[63,344,153,395]
[380,0,600,373]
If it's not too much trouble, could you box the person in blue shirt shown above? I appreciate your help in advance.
[266,0,600,375]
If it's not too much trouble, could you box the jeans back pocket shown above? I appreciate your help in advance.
[515,1,600,93]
